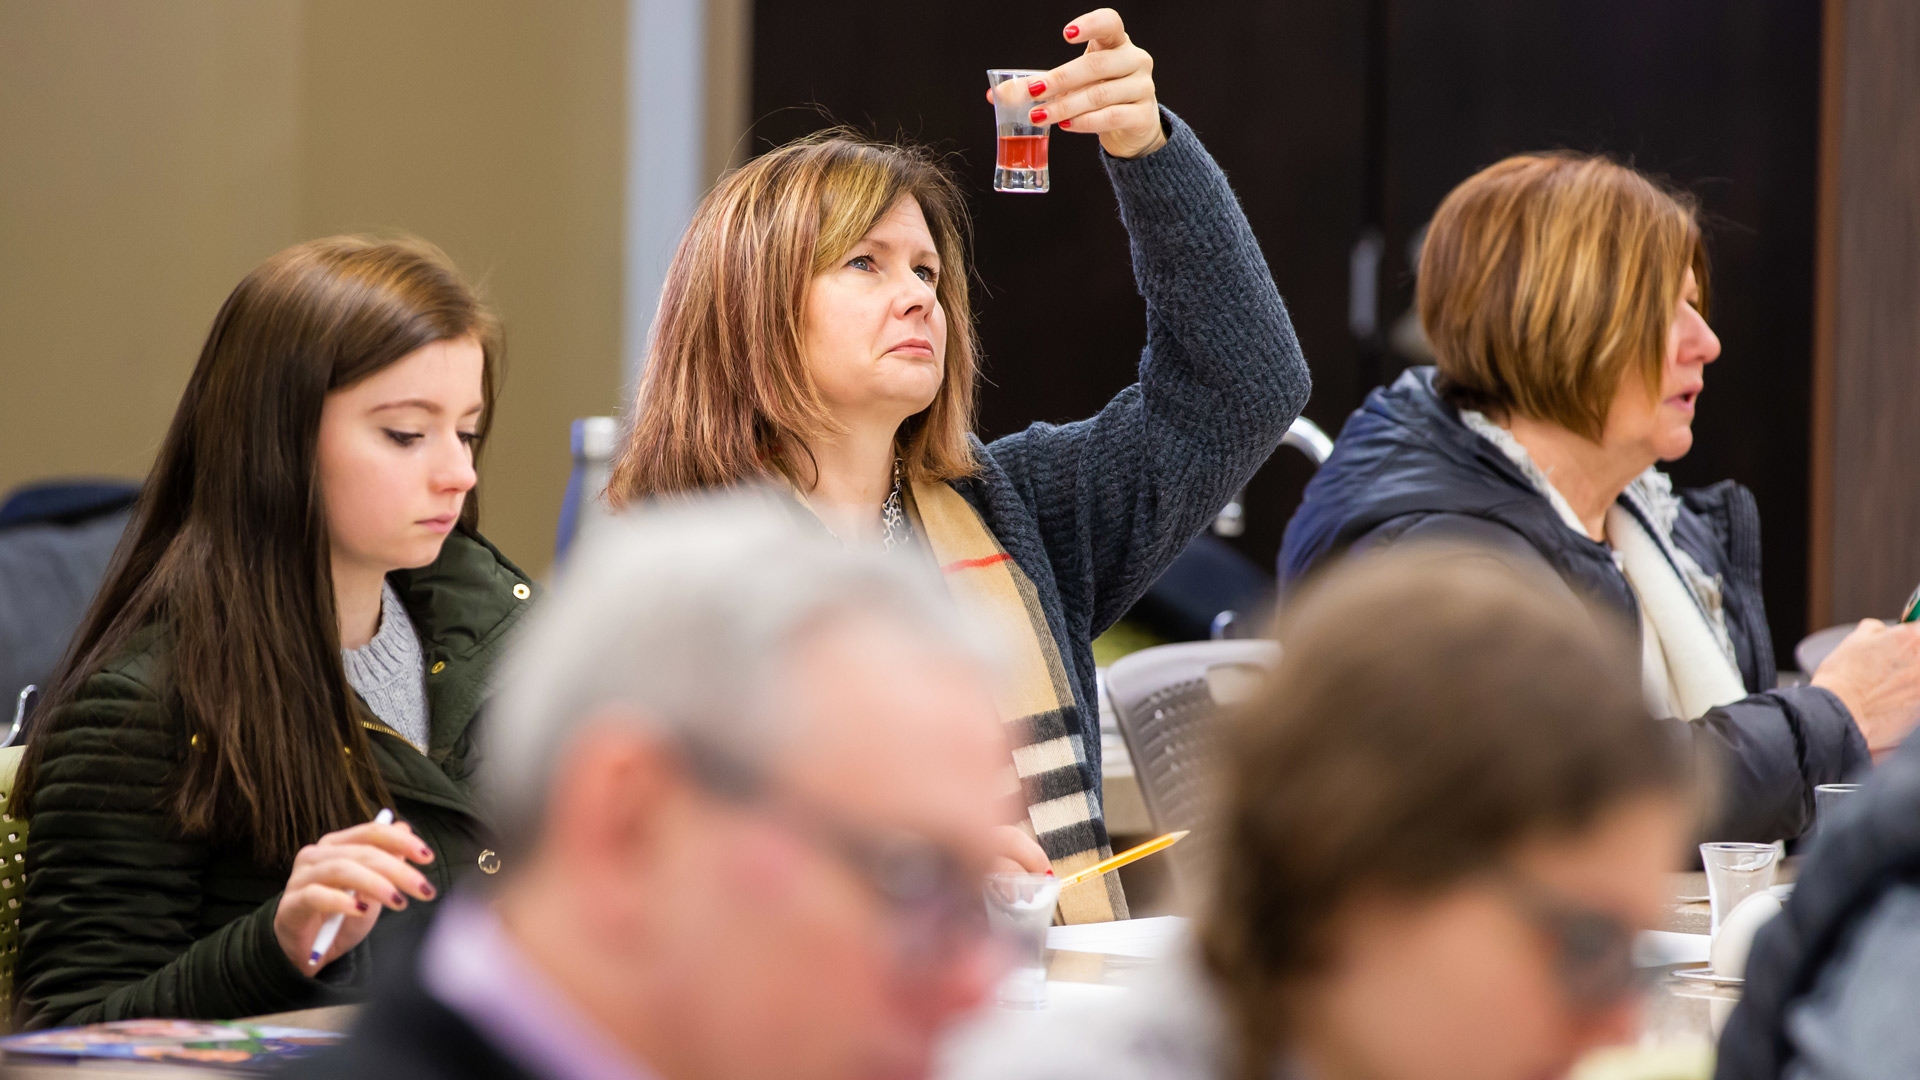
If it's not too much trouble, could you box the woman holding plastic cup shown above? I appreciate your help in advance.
[608,7,1311,924]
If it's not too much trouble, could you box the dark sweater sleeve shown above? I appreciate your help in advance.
[979,108,1311,636]
[17,671,321,1028]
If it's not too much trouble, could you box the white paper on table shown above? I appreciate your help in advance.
[1634,930,1711,967]
[1040,979,1131,1009]
[1047,915,1190,959]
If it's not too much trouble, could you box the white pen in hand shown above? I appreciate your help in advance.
[308,807,394,968]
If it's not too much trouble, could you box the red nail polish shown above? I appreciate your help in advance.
[1027,79,1046,97]
[356,900,369,913]
[1058,119,1072,129]
[1064,24,1080,39]
[391,891,404,906]
[1029,108,1048,124]
[421,883,436,900]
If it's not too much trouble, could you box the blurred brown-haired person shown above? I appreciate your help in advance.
[944,549,1690,1080]
[11,237,534,1028]
[1279,152,1920,844]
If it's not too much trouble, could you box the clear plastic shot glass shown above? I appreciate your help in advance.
[983,872,1061,1009]
[1813,782,1862,842]
[1700,841,1780,936]
[987,69,1050,193]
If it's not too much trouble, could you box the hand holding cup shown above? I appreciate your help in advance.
[1026,9,1165,160]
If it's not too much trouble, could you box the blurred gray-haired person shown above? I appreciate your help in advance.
[287,493,1021,1080]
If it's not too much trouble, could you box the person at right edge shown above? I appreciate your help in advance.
[1280,152,1920,844]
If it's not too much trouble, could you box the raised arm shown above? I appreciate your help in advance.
[979,105,1310,636]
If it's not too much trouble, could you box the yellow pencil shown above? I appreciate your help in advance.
[1055,830,1189,890]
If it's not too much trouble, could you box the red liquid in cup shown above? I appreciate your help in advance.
[996,134,1049,171]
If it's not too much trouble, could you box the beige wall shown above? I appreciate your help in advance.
[0,2,305,492]
[0,0,628,575]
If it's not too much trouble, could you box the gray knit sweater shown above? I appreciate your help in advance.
[955,108,1311,842]
[341,581,430,752]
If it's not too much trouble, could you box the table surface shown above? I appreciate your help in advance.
[2,876,1750,1080]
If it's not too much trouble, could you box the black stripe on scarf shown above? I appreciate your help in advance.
[1021,763,1098,806]
[1036,819,1111,862]
[1002,706,1082,748]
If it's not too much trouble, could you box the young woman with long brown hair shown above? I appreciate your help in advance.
[11,236,536,1027]
[606,8,1312,923]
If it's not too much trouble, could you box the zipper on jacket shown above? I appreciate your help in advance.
[360,718,427,757]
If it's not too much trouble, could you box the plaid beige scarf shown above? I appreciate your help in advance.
[909,480,1125,923]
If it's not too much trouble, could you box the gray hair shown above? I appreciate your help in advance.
[483,490,971,837]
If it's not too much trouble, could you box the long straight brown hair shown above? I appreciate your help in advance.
[607,130,980,504]
[14,236,501,865]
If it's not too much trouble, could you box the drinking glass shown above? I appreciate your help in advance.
[986,69,1050,193]
[1813,783,1862,842]
[1700,842,1780,937]
[982,872,1061,1009]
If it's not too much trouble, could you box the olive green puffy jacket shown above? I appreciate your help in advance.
[14,529,535,1029]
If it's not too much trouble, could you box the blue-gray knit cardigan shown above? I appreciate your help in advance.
[951,109,1311,832]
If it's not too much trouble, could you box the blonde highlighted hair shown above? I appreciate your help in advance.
[608,130,979,505]
[1419,152,1708,440]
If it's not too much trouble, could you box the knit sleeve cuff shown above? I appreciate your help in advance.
[1097,107,1225,225]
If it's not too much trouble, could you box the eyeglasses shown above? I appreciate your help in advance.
[674,735,992,969]
[1493,872,1645,1013]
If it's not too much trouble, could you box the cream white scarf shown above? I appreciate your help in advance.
[1462,412,1747,720]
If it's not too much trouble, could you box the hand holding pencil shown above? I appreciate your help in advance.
[271,808,438,972]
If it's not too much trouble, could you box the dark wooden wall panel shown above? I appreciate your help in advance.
[1816,0,1920,624]
[1377,1,1823,657]
[748,0,1369,574]
[751,2,1825,653]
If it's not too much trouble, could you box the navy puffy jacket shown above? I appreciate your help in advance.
[1280,367,1867,843]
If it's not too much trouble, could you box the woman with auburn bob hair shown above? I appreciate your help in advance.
[1281,152,1920,844]
[607,9,1310,922]
[12,237,536,1027]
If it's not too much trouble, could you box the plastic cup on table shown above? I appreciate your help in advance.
[1700,841,1780,938]
[983,872,1062,1009]
[986,69,1051,193]
[1812,782,1862,842]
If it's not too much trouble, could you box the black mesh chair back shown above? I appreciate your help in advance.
[1105,640,1279,896]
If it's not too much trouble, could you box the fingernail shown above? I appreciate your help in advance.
[356,900,369,913]
[1029,108,1047,124]
[418,847,433,861]
[1046,869,1055,876]
[1058,119,1072,129]
[1064,24,1080,39]
[1027,79,1046,97]
[391,891,405,907]
[420,883,437,900]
